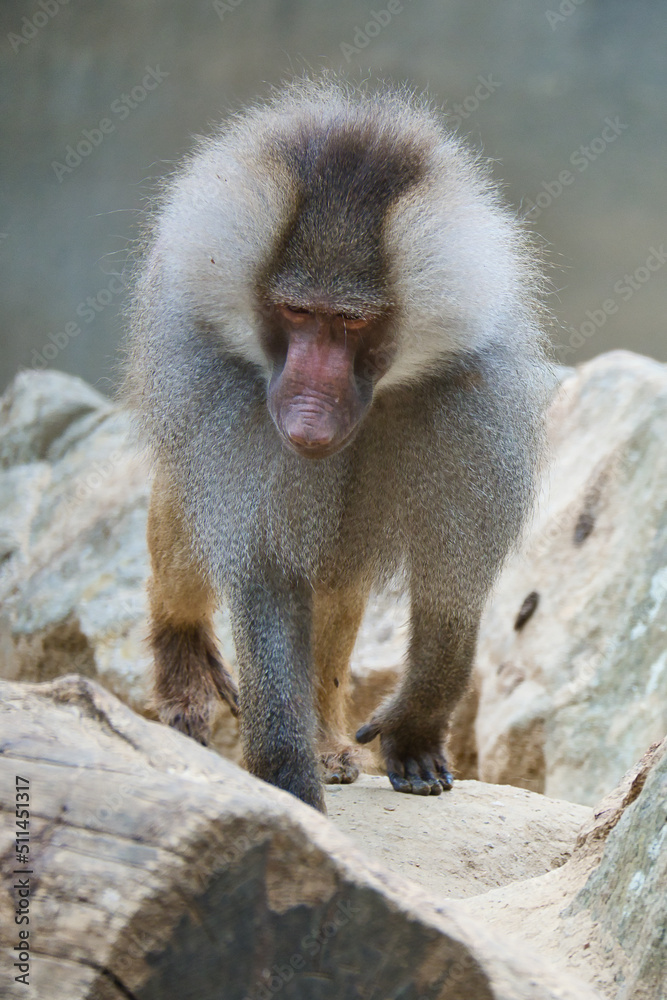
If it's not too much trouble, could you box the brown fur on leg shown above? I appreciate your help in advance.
[313,582,370,783]
[147,466,238,744]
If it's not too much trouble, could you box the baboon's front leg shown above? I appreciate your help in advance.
[147,469,238,745]
[357,603,479,796]
[228,574,324,811]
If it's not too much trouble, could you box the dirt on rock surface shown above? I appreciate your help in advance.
[326,774,591,900]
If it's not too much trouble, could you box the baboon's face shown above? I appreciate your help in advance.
[262,303,393,460]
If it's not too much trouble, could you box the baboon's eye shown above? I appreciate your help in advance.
[340,313,369,330]
[279,304,311,322]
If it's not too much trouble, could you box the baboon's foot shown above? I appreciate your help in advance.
[152,621,239,745]
[159,703,213,746]
[319,741,366,784]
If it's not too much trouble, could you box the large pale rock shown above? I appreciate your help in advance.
[0,371,153,707]
[566,739,667,999]
[460,738,667,1000]
[0,676,600,1000]
[473,351,667,804]
[0,369,108,469]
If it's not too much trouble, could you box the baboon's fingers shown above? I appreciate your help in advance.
[412,761,444,796]
[388,771,413,793]
[355,719,382,744]
[402,757,435,796]
[385,754,440,796]
[384,745,454,796]
[435,758,454,790]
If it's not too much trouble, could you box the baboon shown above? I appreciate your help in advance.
[123,78,553,812]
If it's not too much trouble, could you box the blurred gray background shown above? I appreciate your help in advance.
[1,0,665,394]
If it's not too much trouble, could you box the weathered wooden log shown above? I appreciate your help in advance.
[0,675,600,1000]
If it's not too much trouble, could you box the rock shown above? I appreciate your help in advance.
[566,738,667,1000]
[473,351,667,804]
[0,369,109,469]
[573,737,666,852]
[460,737,667,1000]
[0,675,601,1000]
[0,371,154,711]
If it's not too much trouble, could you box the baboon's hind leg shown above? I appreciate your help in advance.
[147,469,238,745]
[313,582,370,784]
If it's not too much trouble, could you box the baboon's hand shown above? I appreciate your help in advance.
[356,716,453,796]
